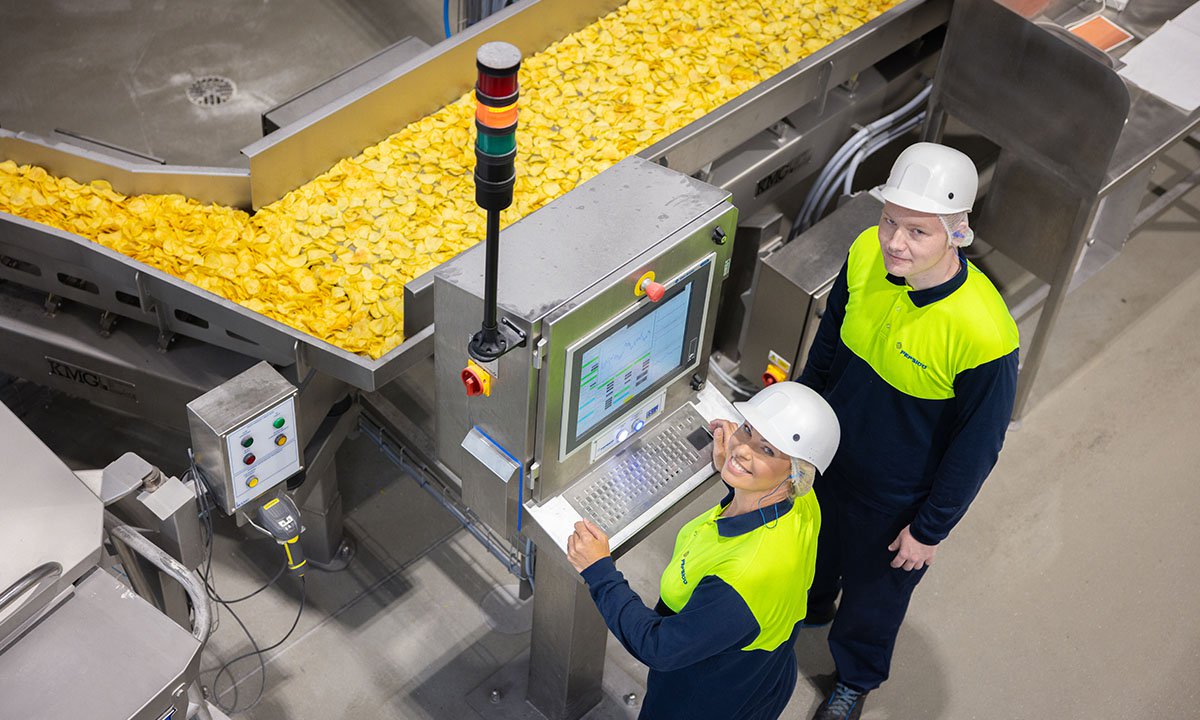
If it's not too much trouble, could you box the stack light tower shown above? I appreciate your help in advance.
[468,41,523,365]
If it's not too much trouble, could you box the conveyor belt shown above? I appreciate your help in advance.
[0,0,902,362]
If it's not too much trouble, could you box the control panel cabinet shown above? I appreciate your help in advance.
[187,362,302,515]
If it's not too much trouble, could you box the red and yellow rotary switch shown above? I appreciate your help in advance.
[461,359,493,397]
[761,363,787,386]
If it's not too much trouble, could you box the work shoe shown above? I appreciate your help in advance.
[798,601,836,628]
[812,682,868,720]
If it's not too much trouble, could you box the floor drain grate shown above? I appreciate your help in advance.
[186,76,236,107]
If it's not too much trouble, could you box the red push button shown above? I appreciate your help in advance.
[641,280,666,302]
[243,453,256,465]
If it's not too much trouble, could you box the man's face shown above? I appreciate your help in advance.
[877,202,954,280]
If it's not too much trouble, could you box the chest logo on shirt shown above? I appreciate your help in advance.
[896,341,927,370]
[679,551,690,585]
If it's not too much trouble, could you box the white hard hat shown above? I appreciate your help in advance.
[733,382,840,474]
[875,142,978,215]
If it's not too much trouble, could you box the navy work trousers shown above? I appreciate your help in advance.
[809,473,929,692]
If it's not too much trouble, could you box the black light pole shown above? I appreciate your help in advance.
[469,42,522,363]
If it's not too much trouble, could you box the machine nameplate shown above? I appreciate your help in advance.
[755,150,813,197]
[45,356,137,401]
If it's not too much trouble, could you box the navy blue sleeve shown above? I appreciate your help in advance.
[797,259,849,394]
[580,558,759,672]
[909,348,1019,545]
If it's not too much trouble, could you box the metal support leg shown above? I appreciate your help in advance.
[527,555,608,720]
[1010,204,1099,420]
[159,569,193,632]
[293,406,358,570]
[920,100,947,143]
[296,456,353,569]
[109,532,160,607]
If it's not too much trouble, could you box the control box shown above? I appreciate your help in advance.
[186,362,302,515]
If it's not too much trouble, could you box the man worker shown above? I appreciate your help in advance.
[797,142,1019,720]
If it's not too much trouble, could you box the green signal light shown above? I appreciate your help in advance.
[476,132,516,155]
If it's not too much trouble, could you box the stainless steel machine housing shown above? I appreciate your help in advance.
[434,157,735,540]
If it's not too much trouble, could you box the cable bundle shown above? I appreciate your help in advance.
[789,82,932,241]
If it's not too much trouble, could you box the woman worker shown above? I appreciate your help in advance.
[567,381,840,720]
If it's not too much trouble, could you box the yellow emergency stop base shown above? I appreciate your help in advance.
[634,271,656,297]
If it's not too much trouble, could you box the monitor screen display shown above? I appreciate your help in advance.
[563,257,711,457]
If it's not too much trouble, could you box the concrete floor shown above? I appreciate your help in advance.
[5,137,1198,719]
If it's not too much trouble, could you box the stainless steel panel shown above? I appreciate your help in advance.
[534,222,735,500]
[739,193,883,382]
[0,401,102,643]
[186,361,300,515]
[637,0,950,175]
[0,210,432,391]
[527,557,608,720]
[135,477,207,570]
[263,36,432,134]
[433,276,537,536]
[923,0,1132,420]
[434,158,734,539]
[434,158,731,321]
[0,569,201,720]
[976,153,1084,285]
[928,0,1129,196]
[0,283,255,429]
[243,0,631,207]
[1036,0,1200,193]
[0,130,250,209]
[1104,86,1200,194]
[705,67,895,219]
[711,211,785,360]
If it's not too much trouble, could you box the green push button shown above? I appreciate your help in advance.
[273,417,286,429]
[241,436,254,448]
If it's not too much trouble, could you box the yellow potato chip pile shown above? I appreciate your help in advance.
[0,0,898,359]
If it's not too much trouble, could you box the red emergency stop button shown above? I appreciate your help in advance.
[634,271,666,302]
[243,453,256,465]
[641,279,666,302]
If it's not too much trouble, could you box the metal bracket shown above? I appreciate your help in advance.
[500,317,527,347]
[815,61,835,116]
[293,339,313,383]
[43,293,61,316]
[98,311,118,337]
[133,271,176,352]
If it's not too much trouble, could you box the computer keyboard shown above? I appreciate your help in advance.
[566,404,715,535]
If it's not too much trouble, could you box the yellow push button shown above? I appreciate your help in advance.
[275,434,287,446]
[247,476,259,488]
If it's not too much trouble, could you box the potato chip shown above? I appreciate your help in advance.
[0,0,900,359]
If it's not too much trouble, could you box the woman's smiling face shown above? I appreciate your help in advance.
[720,421,793,492]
